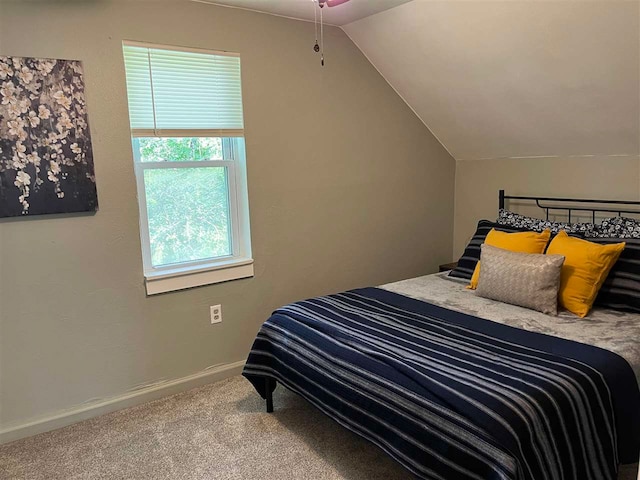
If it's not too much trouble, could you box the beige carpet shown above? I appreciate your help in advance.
[0,376,411,480]
[1,376,637,480]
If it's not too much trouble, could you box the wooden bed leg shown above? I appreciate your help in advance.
[265,377,274,413]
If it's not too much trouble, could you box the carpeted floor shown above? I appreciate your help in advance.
[1,376,638,480]
[0,376,411,480]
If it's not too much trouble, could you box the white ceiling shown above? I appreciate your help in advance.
[344,1,640,160]
[198,0,639,161]
[196,0,412,26]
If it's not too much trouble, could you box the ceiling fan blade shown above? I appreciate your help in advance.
[325,0,351,6]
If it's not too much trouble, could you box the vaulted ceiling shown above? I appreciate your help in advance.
[343,0,640,160]
[196,0,413,26]
[200,0,640,161]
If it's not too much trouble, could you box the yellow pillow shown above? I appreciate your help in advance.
[546,231,624,318]
[468,229,551,289]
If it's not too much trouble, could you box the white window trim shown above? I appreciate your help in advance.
[144,259,254,296]
[132,137,253,295]
[123,41,253,295]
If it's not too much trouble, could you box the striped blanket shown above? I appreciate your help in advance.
[243,288,640,480]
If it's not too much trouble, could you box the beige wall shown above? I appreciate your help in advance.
[453,155,640,258]
[0,0,455,431]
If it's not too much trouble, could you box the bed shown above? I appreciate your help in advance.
[243,192,640,480]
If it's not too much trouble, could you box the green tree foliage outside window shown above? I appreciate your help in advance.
[138,137,231,267]
[139,137,223,163]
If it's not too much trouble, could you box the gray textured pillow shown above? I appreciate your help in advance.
[475,245,565,315]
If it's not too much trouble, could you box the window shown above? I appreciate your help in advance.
[123,42,252,295]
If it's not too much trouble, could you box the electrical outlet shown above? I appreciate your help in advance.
[210,305,222,324]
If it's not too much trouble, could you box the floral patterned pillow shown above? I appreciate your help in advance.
[497,209,595,236]
[588,216,640,239]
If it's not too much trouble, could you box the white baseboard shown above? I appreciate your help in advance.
[0,360,246,445]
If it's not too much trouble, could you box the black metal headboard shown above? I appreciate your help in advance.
[499,189,640,224]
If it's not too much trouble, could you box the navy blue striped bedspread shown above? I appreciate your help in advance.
[243,288,640,480]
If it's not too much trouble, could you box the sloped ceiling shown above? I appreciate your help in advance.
[343,1,640,160]
[196,0,412,26]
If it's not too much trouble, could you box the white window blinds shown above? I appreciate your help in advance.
[122,43,244,135]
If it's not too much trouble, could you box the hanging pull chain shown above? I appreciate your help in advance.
[320,3,324,66]
[313,1,320,53]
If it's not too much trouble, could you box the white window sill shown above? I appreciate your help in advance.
[144,258,254,295]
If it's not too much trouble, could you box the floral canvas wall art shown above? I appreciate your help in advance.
[0,56,98,217]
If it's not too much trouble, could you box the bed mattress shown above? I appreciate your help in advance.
[244,276,640,480]
[382,273,640,384]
